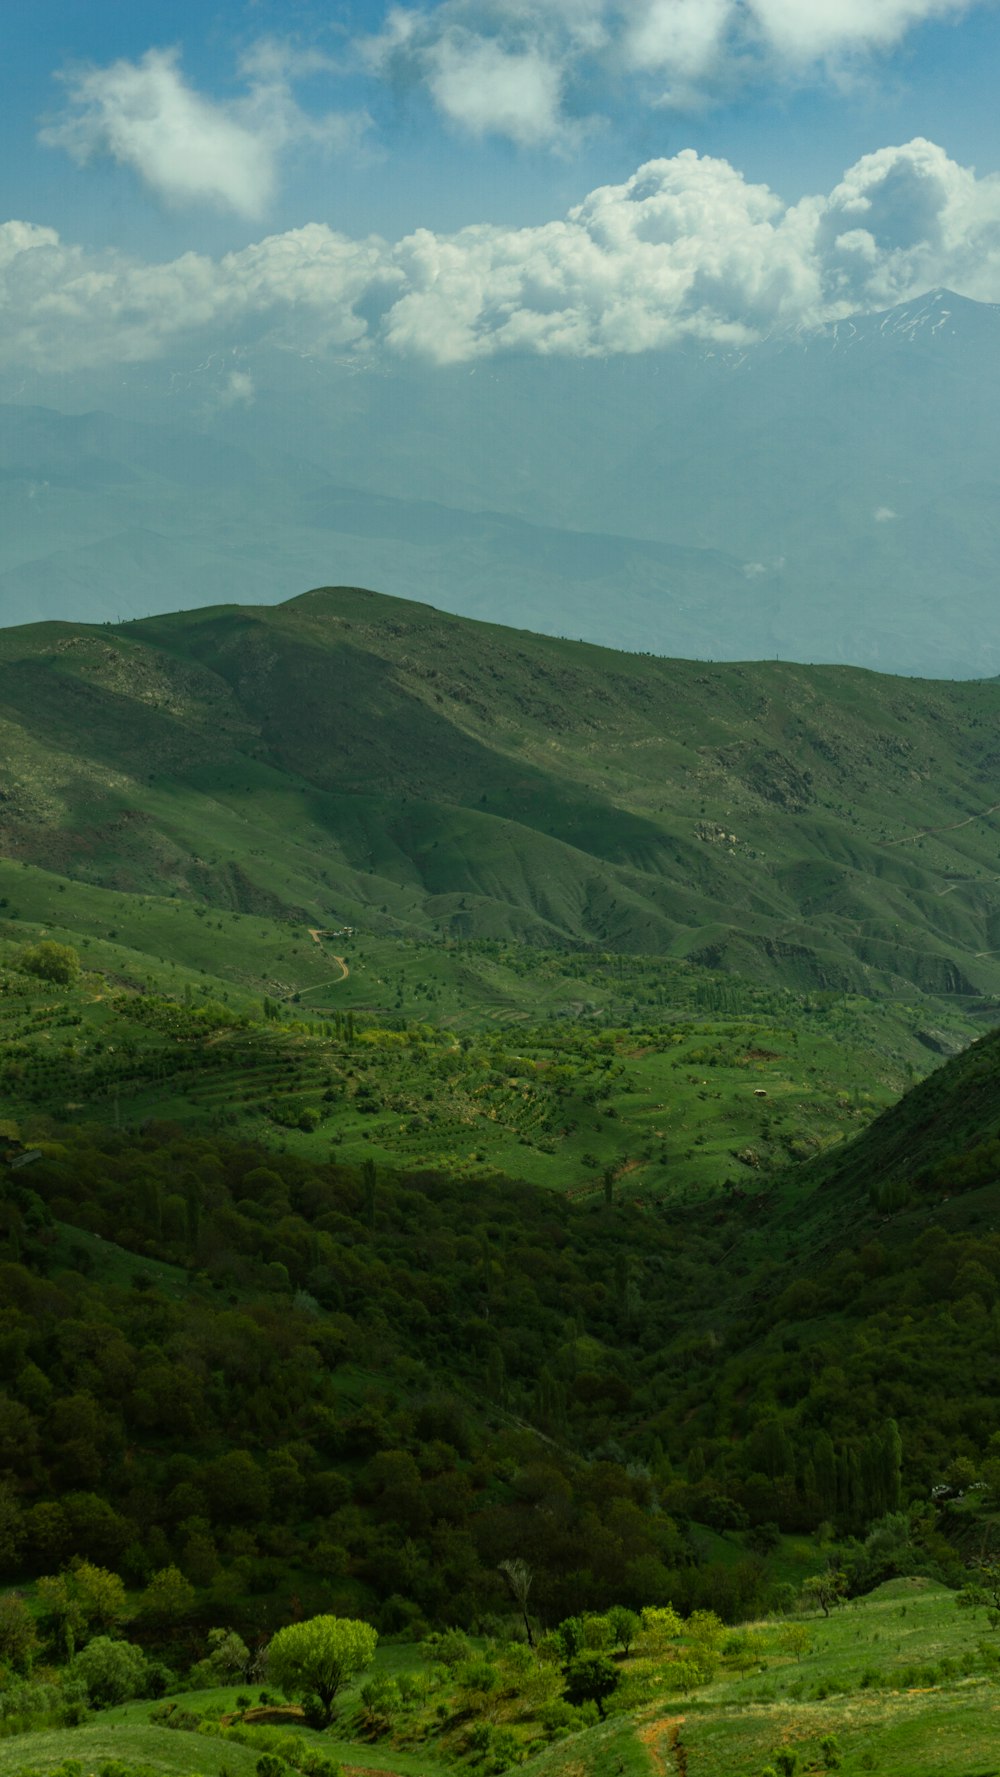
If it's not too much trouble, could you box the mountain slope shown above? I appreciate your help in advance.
[2,586,1000,1008]
[804,1018,1000,1211]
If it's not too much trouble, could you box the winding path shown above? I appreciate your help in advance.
[282,929,351,1001]
[878,800,1000,847]
[307,928,350,982]
[638,1715,688,1775]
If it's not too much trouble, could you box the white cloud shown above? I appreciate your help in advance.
[40,45,371,218]
[874,506,899,520]
[0,217,391,370]
[41,49,276,217]
[425,35,566,145]
[362,0,991,143]
[5,138,1000,371]
[810,137,1000,306]
[622,0,732,79]
[747,0,976,63]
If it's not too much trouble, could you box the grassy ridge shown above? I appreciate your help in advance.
[1,589,1000,1004]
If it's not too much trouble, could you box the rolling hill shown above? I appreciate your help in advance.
[1,585,1000,1014]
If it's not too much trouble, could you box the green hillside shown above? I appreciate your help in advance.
[1,588,1000,1011]
[0,877,959,1202]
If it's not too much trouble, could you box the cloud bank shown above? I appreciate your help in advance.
[364,0,986,142]
[4,138,1000,370]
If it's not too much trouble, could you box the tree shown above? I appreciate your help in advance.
[190,1627,252,1686]
[0,1592,38,1672]
[266,1614,377,1725]
[607,1605,641,1655]
[362,1157,377,1230]
[202,1450,271,1525]
[72,1635,147,1706]
[498,1557,535,1648]
[36,1572,87,1658]
[779,1623,813,1663]
[359,1673,401,1734]
[956,1558,1000,1628]
[640,1605,682,1651]
[685,1609,725,1681]
[882,1418,903,1512]
[0,1482,25,1570]
[71,1560,127,1633]
[803,1572,847,1618]
[563,1652,620,1718]
[139,1564,196,1625]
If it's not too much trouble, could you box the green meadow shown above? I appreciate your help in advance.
[5,1582,1000,1777]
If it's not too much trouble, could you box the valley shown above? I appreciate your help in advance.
[1,591,1000,1777]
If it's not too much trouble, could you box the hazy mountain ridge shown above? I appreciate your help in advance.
[1,288,999,674]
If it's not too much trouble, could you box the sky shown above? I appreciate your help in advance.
[4,0,1000,375]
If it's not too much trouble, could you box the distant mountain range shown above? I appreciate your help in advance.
[0,288,998,676]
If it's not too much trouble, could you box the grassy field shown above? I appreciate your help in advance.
[0,881,970,1204]
[5,1583,997,1777]
[627,1580,1000,1777]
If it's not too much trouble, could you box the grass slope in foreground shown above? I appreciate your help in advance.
[5,1581,1000,1777]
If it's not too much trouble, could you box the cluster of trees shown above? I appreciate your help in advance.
[0,1582,374,1754]
[0,1113,997,1634]
[0,1564,740,1751]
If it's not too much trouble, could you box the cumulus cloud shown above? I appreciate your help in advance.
[0,217,392,371]
[874,506,899,520]
[362,3,592,146]
[40,45,371,218]
[5,138,1000,371]
[426,35,566,145]
[623,0,732,84]
[363,0,988,143]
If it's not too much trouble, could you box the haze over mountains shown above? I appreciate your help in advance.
[2,287,998,679]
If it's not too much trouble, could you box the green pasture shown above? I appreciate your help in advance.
[0,865,978,1205]
[617,1580,1000,1777]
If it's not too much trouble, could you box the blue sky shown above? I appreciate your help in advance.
[4,1,1000,375]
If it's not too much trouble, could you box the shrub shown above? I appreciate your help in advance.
[422,1627,472,1668]
[537,1699,580,1740]
[20,942,79,984]
[358,1675,400,1733]
[563,1653,620,1718]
